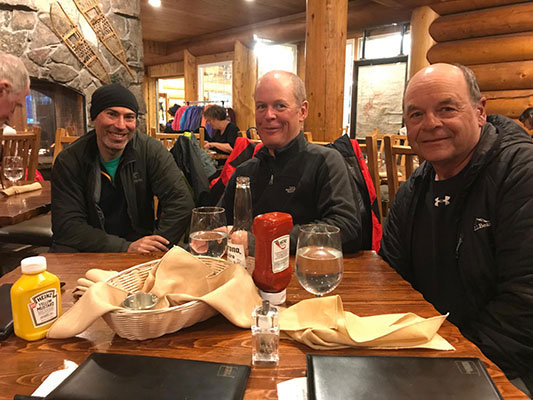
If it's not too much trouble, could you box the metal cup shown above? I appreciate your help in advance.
[122,292,159,310]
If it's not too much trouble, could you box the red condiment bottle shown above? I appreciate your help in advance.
[252,212,293,305]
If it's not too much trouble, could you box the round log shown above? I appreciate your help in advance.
[430,3,533,42]
[470,60,533,91]
[427,33,533,65]
[431,0,529,16]
[485,94,533,118]
[409,6,438,78]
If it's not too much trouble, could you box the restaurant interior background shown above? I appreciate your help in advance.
[1,0,532,274]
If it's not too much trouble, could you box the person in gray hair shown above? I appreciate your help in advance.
[0,53,29,128]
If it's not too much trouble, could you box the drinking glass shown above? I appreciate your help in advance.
[295,224,344,297]
[189,206,228,258]
[3,156,24,187]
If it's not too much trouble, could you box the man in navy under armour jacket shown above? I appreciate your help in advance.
[380,63,533,396]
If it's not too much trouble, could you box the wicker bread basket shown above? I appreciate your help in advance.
[102,256,230,340]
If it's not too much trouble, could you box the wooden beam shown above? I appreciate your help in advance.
[141,73,157,133]
[196,51,234,66]
[484,89,533,118]
[430,3,533,42]
[470,60,533,91]
[409,6,438,78]
[233,41,257,131]
[431,0,530,16]
[184,50,197,101]
[147,61,184,79]
[427,33,533,66]
[296,42,305,84]
[305,0,348,142]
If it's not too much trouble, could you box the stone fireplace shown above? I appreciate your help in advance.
[0,0,145,172]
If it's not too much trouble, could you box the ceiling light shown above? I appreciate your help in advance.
[149,0,161,7]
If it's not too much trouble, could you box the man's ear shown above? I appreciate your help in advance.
[299,100,309,122]
[0,80,11,97]
[477,97,487,128]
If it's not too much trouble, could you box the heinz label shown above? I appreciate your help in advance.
[271,235,290,273]
[28,288,59,327]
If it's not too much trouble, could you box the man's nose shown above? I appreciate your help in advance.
[114,115,127,130]
[422,112,443,129]
[264,106,276,119]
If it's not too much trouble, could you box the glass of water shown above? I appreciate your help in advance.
[295,224,344,297]
[3,156,24,187]
[189,206,228,258]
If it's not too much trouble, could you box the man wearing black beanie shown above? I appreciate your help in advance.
[51,83,194,253]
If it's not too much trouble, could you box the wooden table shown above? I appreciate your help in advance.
[0,251,526,399]
[0,181,51,227]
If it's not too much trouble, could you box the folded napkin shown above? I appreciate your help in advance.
[73,269,118,299]
[0,181,42,197]
[48,246,262,338]
[279,295,454,351]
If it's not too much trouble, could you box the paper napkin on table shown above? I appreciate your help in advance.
[279,295,454,351]
[48,246,262,339]
[0,181,41,196]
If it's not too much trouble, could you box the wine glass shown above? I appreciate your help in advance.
[3,156,24,187]
[189,206,228,258]
[295,224,344,297]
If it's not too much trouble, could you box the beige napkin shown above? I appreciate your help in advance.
[48,246,262,338]
[279,295,454,351]
[0,182,42,197]
[73,269,118,299]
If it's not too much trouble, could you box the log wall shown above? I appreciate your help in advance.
[428,1,533,132]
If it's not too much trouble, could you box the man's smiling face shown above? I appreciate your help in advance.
[93,106,136,161]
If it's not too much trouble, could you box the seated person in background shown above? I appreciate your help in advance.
[202,105,239,154]
[518,107,533,131]
[164,104,179,132]
[52,83,194,253]
[221,70,362,253]
[380,63,533,396]
[0,53,29,132]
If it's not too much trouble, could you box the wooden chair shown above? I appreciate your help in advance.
[199,127,205,149]
[154,133,180,150]
[383,134,420,204]
[0,126,41,181]
[303,131,313,141]
[53,128,79,164]
[247,127,260,140]
[363,134,382,221]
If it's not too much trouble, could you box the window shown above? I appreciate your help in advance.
[255,40,297,78]
[358,25,410,60]
[198,61,232,107]
[157,78,184,126]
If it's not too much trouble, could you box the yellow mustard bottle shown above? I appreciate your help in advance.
[10,256,62,341]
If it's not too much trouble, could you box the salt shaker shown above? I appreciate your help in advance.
[251,300,279,366]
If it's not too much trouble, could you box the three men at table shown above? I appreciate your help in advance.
[52,84,194,253]
[380,63,533,395]
[221,70,362,253]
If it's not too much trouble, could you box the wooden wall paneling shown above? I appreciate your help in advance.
[142,73,157,134]
[233,40,257,132]
[184,50,198,101]
[296,42,306,84]
[484,89,533,118]
[305,0,348,142]
[470,61,533,91]
[147,61,185,79]
[430,3,533,42]
[427,33,533,65]
[196,51,234,65]
[431,0,530,16]
[409,6,438,78]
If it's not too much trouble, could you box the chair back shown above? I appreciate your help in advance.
[303,131,313,141]
[363,133,382,221]
[246,127,260,140]
[0,127,41,181]
[154,133,180,150]
[199,127,205,149]
[383,134,420,203]
[53,128,79,164]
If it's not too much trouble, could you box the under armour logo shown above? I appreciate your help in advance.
[473,217,491,232]
[434,196,451,207]
[285,186,296,193]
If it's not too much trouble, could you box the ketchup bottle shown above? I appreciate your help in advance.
[252,212,293,305]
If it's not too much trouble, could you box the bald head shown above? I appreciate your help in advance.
[255,70,306,105]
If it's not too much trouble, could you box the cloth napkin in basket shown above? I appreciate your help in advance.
[48,246,262,338]
[73,268,118,299]
[0,182,41,197]
[279,295,454,351]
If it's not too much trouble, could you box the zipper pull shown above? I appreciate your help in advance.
[455,233,463,259]
[269,174,273,185]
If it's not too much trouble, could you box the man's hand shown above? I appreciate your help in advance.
[128,235,170,253]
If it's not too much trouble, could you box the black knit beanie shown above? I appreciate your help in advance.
[90,83,139,120]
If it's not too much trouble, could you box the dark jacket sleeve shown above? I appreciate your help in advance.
[146,139,195,243]
[467,144,533,388]
[299,148,362,253]
[51,153,131,252]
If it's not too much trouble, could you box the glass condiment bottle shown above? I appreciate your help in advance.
[227,176,255,274]
[251,300,279,366]
[252,212,293,305]
[10,256,62,341]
